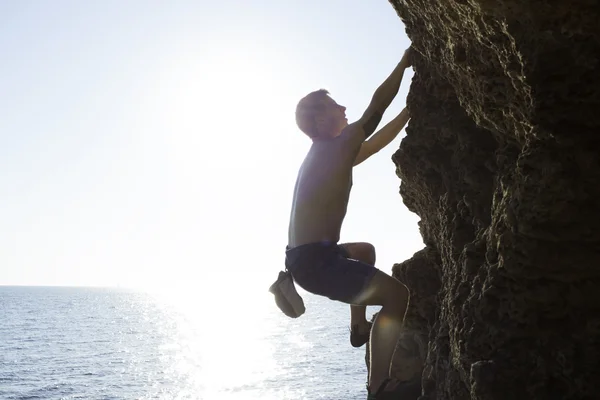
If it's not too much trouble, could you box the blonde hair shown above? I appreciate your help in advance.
[295,89,330,138]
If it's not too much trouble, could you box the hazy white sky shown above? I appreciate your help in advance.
[0,0,423,290]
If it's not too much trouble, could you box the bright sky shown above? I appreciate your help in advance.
[0,0,423,291]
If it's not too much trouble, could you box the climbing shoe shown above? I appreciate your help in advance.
[268,270,305,318]
[350,321,372,348]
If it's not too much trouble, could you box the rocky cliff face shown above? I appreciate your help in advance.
[384,0,600,398]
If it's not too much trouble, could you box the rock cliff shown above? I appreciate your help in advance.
[381,0,600,398]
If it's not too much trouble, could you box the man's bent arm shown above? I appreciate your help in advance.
[342,48,412,147]
[353,107,410,166]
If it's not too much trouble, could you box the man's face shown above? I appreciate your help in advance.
[318,96,348,138]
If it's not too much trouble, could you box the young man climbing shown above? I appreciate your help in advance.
[285,48,416,399]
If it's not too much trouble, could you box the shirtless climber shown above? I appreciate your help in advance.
[285,48,418,399]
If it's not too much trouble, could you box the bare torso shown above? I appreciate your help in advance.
[287,135,359,247]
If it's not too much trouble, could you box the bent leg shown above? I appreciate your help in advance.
[351,269,410,394]
[339,242,376,335]
[287,241,408,387]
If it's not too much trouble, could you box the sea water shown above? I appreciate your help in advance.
[1,286,379,399]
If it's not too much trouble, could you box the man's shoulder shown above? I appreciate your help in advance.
[334,123,365,153]
[339,122,365,142]
[307,125,363,149]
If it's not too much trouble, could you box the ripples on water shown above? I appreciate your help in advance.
[0,286,377,399]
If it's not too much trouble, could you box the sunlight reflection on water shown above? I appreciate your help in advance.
[149,284,296,398]
[2,286,372,400]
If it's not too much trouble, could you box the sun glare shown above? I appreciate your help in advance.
[146,277,284,398]
[125,39,313,398]
[148,40,302,206]
[161,43,292,142]
[128,38,308,295]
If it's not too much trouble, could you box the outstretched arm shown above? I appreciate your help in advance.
[353,107,410,166]
[342,48,412,148]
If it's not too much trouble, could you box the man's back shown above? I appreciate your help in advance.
[287,135,359,247]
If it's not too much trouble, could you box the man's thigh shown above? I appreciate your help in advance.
[322,254,378,304]
[287,242,378,304]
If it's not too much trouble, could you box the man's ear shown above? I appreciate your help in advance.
[314,115,326,133]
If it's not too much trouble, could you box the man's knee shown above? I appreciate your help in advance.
[342,242,376,265]
[378,282,408,318]
[392,280,409,304]
[378,273,409,309]
[353,270,408,308]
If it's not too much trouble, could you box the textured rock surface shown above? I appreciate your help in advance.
[383,0,600,399]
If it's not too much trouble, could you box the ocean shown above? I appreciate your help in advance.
[1,286,379,400]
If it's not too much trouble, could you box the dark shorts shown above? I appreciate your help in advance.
[284,241,378,303]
